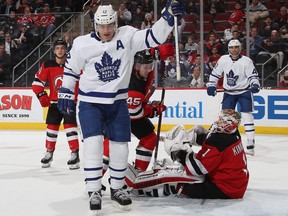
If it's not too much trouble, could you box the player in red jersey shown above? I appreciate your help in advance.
[32,39,80,169]
[126,109,249,199]
[102,44,175,177]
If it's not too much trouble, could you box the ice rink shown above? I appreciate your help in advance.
[0,130,288,216]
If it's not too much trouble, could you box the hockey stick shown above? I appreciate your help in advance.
[216,86,277,93]
[174,16,181,81]
[153,59,169,170]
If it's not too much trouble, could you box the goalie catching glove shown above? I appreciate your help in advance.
[57,87,75,115]
[164,124,193,162]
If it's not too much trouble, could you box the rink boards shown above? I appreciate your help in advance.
[0,88,287,134]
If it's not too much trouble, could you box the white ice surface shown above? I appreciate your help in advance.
[0,130,288,216]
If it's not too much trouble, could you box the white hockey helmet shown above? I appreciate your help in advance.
[210,109,241,134]
[228,39,242,56]
[228,39,241,48]
[94,5,117,30]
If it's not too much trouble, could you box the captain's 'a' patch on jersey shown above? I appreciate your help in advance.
[94,52,121,82]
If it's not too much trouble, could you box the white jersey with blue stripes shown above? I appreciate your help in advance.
[208,54,260,95]
[62,18,172,104]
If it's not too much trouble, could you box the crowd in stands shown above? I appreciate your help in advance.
[0,0,87,86]
[1,0,288,88]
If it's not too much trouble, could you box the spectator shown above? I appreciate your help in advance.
[0,0,16,15]
[189,54,211,83]
[260,30,285,69]
[0,44,11,86]
[16,0,30,14]
[273,6,288,30]
[223,23,239,43]
[14,22,34,57]
[165,32,175,44]
[208,45,221,70]
[33,3,56,38]
[166,55,189,87]
[185,0,199,15]
[141,12,153,29]
[5,9,18,35]
[279,69,288,87]
[205,0,225,16]
[17,6,36,26]
[205,31,223,55]
[228,2,245,25]
[279,26,288,42]
[185,35,198,54]
[248,0,269,24]
[259,16,275,38]
[141,0,154,14]
[4,31,17,55]
[131,5,145,29]
[117,2,132,27]
[189,65,204,87]
[31,0,45,14]
[249,27,264,61]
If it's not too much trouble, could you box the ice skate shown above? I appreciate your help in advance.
[41,151,54,168]
[88,190,102,214]
[67,150,80,170]
[110,188,132,211]
[245,139,255,156]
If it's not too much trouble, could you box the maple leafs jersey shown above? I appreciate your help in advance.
[62,18,173,104]
[209,54,260,95]
[185,131,249,198]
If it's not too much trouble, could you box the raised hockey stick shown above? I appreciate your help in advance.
[153,59,169,170]
[174,16,181,81]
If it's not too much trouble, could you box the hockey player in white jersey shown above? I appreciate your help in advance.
[57,1,184,213]
[206,39,260,156]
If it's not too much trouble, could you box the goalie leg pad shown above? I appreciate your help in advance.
[126,160,204,197]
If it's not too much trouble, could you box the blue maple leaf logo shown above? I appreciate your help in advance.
[226,70,239,86]
[94,52,121,82]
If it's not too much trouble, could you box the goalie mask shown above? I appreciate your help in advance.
[210,109,241,134]
[94,5,117,33]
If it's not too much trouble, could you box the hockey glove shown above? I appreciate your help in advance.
[250,83,260,94]
[161,0,185,27]
[37,91,50,107]
[207,86,217,96]
[57,87,75,115]
[152,43,175,61]
[148,100,167,118]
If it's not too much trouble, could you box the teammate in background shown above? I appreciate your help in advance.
[126,109,249,199]
[102,44,174,177]
[206,39,260,156]
[57,2,184,213]
[32,39,80,169]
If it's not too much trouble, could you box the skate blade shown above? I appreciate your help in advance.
[69,163,80,170]
[42,163,51,168]
[112,201,131,211]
